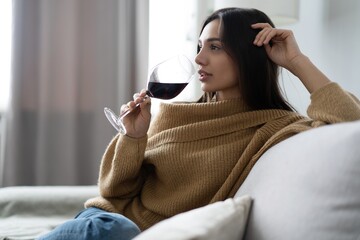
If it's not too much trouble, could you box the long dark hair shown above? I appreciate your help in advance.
[198,8,295,111]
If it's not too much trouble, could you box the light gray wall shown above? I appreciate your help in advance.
[282,0,360,114]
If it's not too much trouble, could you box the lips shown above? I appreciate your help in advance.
[198,70,212,82]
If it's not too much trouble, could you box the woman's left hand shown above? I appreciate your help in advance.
[252,23,332,93]
[251,23,303,72]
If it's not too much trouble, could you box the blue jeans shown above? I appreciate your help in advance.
[37,207,141,240]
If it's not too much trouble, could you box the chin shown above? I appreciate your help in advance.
[200,84,215,93]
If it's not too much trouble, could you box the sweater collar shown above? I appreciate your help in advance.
[148,99,253,138]
[157,98,251,122]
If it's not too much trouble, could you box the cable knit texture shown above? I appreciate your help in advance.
[85,82,360,230]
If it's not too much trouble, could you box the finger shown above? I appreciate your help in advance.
[130,101,137,108]
[132,89,147,101]
[133,93,140,100]
[120,103,130,115]
[254,27,272,46]
[263,29,277,45]
[133,94,147,105]
[139,89,148,96]
[256,28,272,46]
[251,22,272,29]
[126,101,137,112]
[144,95,151,105]
[252,22,275,45]
[139,96,151,110]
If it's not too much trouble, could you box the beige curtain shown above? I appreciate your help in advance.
[2,0,148,186]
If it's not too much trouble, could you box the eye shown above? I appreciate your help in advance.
[210,44,222,51]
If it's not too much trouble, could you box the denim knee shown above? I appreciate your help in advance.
[86,208,141,239]
[37,207,141,240]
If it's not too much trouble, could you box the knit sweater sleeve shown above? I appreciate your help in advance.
[307,82,360,123]
[97,134,148,199]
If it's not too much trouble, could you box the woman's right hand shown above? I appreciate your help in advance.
[120,89,151,138]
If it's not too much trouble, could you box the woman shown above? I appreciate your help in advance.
[38,8,360,240]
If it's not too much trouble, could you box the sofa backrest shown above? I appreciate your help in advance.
[235,120,360,240]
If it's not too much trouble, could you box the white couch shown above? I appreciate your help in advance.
[236,119,360,240]
[1,120,360,240]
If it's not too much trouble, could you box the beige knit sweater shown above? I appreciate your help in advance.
[85,83,360,230]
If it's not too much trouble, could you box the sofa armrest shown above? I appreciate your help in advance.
[0,185,98,218]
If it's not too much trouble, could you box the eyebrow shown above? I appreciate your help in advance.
[198,37,222,44]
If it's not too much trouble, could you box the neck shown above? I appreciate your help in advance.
[215,89,241,101]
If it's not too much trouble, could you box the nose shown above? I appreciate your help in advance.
[195,49,207,66]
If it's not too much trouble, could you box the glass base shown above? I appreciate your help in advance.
[104,107,126,135]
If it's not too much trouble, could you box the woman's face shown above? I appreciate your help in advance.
[195,19,240,101]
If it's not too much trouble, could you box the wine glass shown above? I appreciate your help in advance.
[104,55,195,134]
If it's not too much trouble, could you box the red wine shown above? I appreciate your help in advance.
[147,82,188,100]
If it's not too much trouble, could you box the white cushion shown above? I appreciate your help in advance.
[235,120,360,240]
[134,195,252,240]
